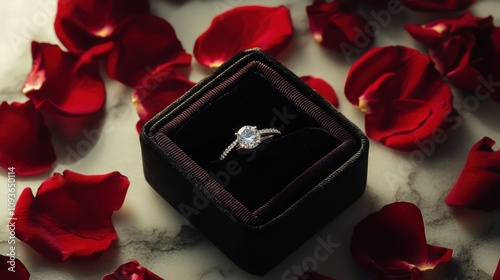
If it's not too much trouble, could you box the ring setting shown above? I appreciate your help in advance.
[219,125,281,160]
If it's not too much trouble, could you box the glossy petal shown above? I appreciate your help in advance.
[23,42,106,117]
[54,0,149,55]
[0,255,30,280]
[12,170,130,262]
[107,15,192,87]
[344,46,453,150]
[102,260,163,280]
[301,75,339,107]
[0,101,55,175]
[401,0,476,11]
[494,260,500,280]
[445,137,500,211]
[194,6,293,68]
[306,0,369,51]
[351,202,453,280]
[133,69,195,133]
[405,13,500,97]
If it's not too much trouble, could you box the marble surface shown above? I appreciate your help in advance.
[1,0,500,279]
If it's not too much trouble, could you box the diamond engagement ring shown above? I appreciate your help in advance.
[219,125,281,160]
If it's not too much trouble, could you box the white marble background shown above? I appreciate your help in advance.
[1,0,500,279]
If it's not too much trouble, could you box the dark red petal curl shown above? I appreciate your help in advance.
[351,202,453,280]
[301,75,339,107]
[102,260,163,280]
[0,101,55,175]
[106,15,191,87]
[445,137,500,211]
[306,0,369,51]
[54,0,150,55]
[194,6,293,68]
[0,255,30,280]
[344,46,453,151]
[12,170,129,262]
[133,70,195,133]
[23,42,106,117]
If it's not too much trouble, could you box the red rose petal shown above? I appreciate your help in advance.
[445,137,500,212]
[494,259,500,280]
[54,0,150,55]
[12,170,129,262]
[344,46,453,150]
[351,202,453,279]
[133,69,195,133]
[102,260,163,280]
[23,42,106,117]
[106,15,192,87]
[401,0,475,11]
[306,0,369,51]
[194,6,293,68]
[405,13,499,97]
[0,101,55,175]
[0,255,30,280]
[301,75,339,107]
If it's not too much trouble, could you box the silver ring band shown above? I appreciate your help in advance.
[219,125,281,160]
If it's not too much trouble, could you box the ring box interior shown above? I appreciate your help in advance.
[140,49,369,275]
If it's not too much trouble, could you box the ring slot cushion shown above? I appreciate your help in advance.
[140,48,369,275]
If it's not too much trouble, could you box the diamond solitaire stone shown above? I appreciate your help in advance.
[236,126,261,149]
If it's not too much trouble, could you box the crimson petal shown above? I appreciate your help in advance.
[23,42,106,117]
[0,255,30,280]
[401,0,475,11]
[306,0,369,51]
[351,202,453,279]
[344,46,453,151]
[445,137,500,211]
[54,0,150,55]
[301,75,339,107]
[133,70,195,133]
[0,101,55,175]
[194,6,293,68]
[494,260,500,280]
[107,15,191,87]
[102,260,163,280]
[405,13,499,98]
[12,170,129,261]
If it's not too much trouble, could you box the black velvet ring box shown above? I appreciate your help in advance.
[140,49,369,275]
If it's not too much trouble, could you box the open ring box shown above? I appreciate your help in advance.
[140,48,369,275]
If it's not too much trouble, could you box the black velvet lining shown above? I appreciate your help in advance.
[154,61,358,224]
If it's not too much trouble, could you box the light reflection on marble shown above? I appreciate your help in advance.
[1,0,500,279]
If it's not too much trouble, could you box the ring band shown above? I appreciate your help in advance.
[219,125,281,160]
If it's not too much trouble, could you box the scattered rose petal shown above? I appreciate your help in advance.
[1,255,30,280]
[494,259,500,280]
[106,15,192,87]
[405,13,500,103]
[344,46,453,151]
[401,0,476,11]
[54,0,150,55]
[306,0,369,51]
[0,101,55,175]
[301,75,339,107]
[194,6,293,68]
[23,42,106,117]
[445,137,500,211]
[133,69,195,133]
[351,202,453,279]
[12,170,130,262]
[102,260,163,280]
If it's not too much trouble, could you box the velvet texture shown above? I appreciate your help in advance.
[140,49,369,274]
